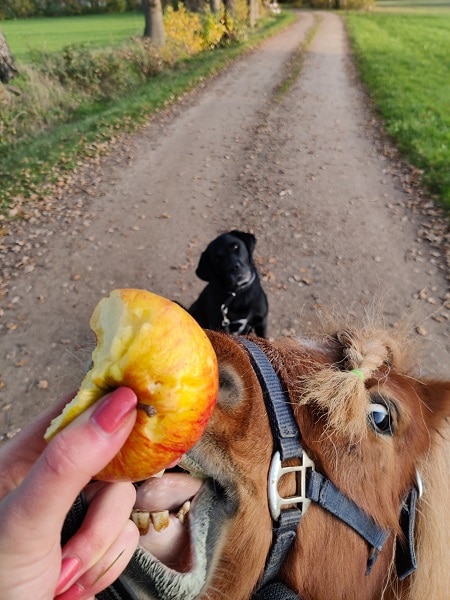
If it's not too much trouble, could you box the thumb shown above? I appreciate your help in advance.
[4,387,137,539]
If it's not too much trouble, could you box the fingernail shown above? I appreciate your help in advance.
[91,387,137,435]
[55,556,82,595]
[56,582,85,600]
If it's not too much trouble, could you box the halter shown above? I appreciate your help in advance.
[238,338,420,599]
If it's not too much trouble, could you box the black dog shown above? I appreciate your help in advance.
[188,230,268,337]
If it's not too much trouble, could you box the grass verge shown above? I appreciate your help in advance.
[274,13,322,101]
[345,8,450,209]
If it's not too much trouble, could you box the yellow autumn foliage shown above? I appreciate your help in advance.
[163,4,204,57]
[163,1,251,59]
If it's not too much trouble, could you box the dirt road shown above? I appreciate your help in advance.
[1,11,449,440]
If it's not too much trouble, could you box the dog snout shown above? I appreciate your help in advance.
[231,260,245,274]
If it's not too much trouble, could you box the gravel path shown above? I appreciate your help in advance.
[1,11,448,440]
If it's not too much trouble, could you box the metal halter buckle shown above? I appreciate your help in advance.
[268,450,315,521]
[415,469,423,498]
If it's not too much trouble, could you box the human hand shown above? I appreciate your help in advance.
[0,387,140,600]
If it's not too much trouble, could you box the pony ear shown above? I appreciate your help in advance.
[195,250,215,282]
[420,380,450,430]
[229,230,256,254]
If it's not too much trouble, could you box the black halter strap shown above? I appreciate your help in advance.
[238,338,392,597]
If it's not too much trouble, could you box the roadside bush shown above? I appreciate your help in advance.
[0,65,73,142]
[38,40,164,98]
[201,9,229,49]
[163,4,203,57]
[46,45,136,94]
[0,39,166,147]
[124,38,164,77]
[162,3,242,57]
[201,0,251,48]
[210,0,253,45]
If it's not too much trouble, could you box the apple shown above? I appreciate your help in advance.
[44,289,218,482]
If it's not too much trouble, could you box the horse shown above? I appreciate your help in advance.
[121,325,450,600]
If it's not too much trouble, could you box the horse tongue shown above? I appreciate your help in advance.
[138,513,191,571]
[134,472,203,513]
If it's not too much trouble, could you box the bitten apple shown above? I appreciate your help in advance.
[44,289,218,482]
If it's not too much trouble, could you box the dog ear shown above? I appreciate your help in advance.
[195,250,215,282]
[229,230,256,254]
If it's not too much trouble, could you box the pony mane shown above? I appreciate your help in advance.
[298,326,412,442]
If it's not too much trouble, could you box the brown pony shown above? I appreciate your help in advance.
[123,326,450,600]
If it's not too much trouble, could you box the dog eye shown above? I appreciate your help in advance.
[368,400,394,435]
[230,243,239,252]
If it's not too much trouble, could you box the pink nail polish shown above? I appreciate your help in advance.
[56,582,85,600]
[91,387,137,435]
[55,556,81,595]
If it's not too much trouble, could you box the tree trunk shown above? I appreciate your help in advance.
[142,0,166,47]
[223,0,235,15]
[184,0,204,11]
[248,0,259,27]
[0,29,18,84]
[209,0,221,12]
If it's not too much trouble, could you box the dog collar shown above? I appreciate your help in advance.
[233,271,256,293]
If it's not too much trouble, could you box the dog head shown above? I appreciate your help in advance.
[195,230,257,291]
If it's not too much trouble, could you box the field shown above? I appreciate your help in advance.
[345,3,450,207]
[376,0,450,9]
[1,13,144,61]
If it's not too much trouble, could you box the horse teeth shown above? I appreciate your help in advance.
[131,501,190,535]
[176,500,191,523]
[150,510,170,532]
[131,510,150,535]
[151,469,165,478]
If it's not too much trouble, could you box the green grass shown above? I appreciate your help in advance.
[0,11,297,212]
[346,7,450,208]
[275,13,321,101]
[376,0,450,9]
[1,12,144,61]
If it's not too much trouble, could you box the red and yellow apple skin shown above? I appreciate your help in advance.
[44,289,218,482]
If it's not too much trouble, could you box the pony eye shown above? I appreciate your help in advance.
[368,402,393,435]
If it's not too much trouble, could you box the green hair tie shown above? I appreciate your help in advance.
[351,368,365,381]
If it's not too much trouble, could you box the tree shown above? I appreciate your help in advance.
[0,29,17,84]
[142,0,166,47]
[209,0,221,12]
[223,0,234,14]
[248,0,259,27]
